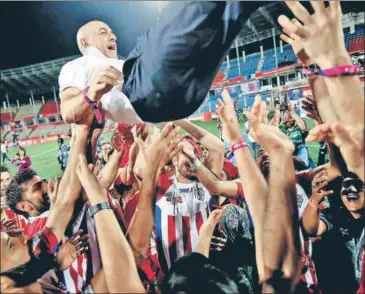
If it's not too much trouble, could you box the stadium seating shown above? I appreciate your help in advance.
[39,100,61,117]
[212,62,228,85]
[226,53,261,79]
[14,103,43,120]
[29,125,55,138]
[17,129,33,140]
[49,124,71,136]
[345,26,364,52]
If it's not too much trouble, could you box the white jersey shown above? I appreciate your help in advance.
[58,46,142,125]
[154,173,211,271]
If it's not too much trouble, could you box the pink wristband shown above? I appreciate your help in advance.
[321,65,360,77]
[231,140,247,153]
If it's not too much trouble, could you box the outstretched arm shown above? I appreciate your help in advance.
[77,154,145,293]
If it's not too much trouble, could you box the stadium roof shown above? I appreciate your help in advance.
[0,55,80,97]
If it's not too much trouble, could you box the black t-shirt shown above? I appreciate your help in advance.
[316,188,365,293]
[210,204,258,294]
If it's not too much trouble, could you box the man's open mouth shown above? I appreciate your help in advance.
[107,44,116,51]
[345,192,360,202]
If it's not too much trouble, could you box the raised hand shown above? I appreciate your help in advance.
[135,123,183,174]
[245,96,294,155]
[88,66,123,102]
[199,207,227,237]
[216,90,242,144]
[311,170,334,202]
[278,17,312,66]
[301,97,322,124]
[0,218,17,232]
[279,1,348,69]
[307,123,364,180]
[56,229,89,271]
[47,176,61,206]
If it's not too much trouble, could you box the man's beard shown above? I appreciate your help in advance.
[36,193,51,214]
[0,239,56,287]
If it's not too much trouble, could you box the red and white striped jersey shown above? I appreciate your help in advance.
[23,209,89,294]
[296,185,319,292]
[154,172,212,273]
[2,208,28,230]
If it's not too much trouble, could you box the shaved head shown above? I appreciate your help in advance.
[76,20,118,58]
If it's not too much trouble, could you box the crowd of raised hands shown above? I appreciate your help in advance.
[1,2,364,294]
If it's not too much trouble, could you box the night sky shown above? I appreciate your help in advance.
[0,1,363,70]
[0,1,161,70]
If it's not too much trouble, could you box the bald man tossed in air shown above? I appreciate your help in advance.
[60,2,267,124]
[59,20,143,125]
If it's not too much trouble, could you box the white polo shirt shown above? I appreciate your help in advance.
[58,46,142,124]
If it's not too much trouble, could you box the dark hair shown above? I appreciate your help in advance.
[6,169,37,218]
[293,156,307,172]
[16,146,26,157]
[1,239,56,287]
[162,253,239,294]
[1,165,9,173]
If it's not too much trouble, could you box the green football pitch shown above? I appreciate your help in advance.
[1,120,320,179]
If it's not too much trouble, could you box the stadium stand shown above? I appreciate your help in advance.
[14,103,43,120]
[29,125,55,138]
[348,26,365,52]
[0,111,14,124]
[17,129,33,140]
[49,124,71,136]
[39,100,60,117]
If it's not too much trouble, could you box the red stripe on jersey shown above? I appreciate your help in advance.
[196,211,203,234]
[69,267,80,293]
[77,255,83,282]
[182,216,192,255]
[167,215,177,263]
[23,217,48,239]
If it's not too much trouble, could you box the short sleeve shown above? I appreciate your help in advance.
[58,61,87,92]
[319,210,333,232]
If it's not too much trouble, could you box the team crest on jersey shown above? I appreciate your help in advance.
[196,185,205,201]
[165,192,183,204]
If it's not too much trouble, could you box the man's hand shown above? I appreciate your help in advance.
[302,97,322,124]
[56,230,89,271]
[245,96,295,155]
[135,123,183,175]
[307,123,364,180]
[216,90,242,144]
[0,218,17,232]
[311,170,334,203]
[279,1,350,69]
[199,207,227,238]
[47,177,61,206]
[88,66,123,102]
[278,18,312,66]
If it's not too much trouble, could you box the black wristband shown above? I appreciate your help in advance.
[88,202,111,218]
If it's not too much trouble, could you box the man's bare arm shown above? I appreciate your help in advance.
[77,155,145,293]
[46,126,89,241]
[216,91,268,281]
[60,88,90,124]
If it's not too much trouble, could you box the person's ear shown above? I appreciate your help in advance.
[80,37,89,50]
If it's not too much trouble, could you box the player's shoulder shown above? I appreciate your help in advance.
[60,55,85,73]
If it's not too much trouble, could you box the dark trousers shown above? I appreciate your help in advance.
[2,152,11,162]
[122,1,268,122]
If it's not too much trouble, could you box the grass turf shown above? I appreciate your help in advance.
[1,120,320,179]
